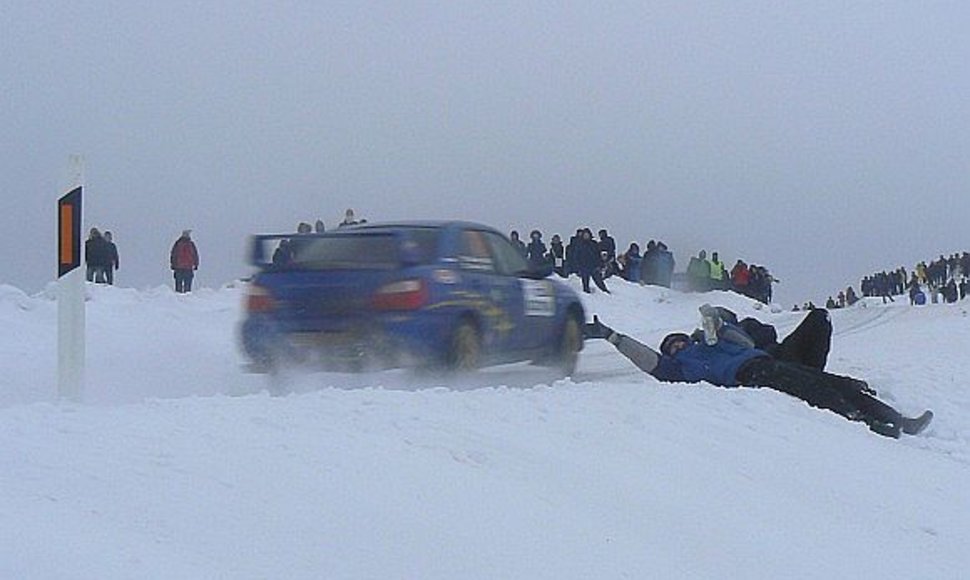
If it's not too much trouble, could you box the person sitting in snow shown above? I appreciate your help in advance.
[583,306,932,438]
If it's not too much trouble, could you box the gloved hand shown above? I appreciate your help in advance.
[583,315,615,340]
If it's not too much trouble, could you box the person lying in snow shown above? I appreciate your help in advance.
[583,306,933,438]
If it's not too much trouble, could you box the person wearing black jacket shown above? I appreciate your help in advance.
[576,228,609,294]
[598,229,617,277]
[84,228,111,284]
[103,231,119,285]
[526,230,548,269]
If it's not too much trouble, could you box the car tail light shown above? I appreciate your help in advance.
[246,284,278,313]
[372,279,429,311]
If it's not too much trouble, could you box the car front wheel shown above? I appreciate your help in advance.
[556,316,582,378]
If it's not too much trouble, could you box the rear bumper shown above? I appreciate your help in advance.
[239,313,449,371]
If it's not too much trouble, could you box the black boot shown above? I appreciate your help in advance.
[900,410,933,435]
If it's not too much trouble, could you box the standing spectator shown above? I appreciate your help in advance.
[338,208,360,227]
[640,240,659,286]
[314,219,326,233]
[619,243,642,283]
[272,239,293,267]
[170,230,200,293]
[687,250,711,292]
[103,231,119,285]
[907,274,922,306]
[655,241,675,288]
[597,229,618,277]
[845,286,859,306]
[564,229,583,275]
[288,222,314,257]
[547,234,566,277]
[526,230,548,269]
[709,251,727,290]
[509,230,527,258]
[943,279,959,303]
[731,260,750,296]
[84,228,110,283]
[576,228,609,294]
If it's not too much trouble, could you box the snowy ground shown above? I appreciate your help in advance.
[1,279,968,579]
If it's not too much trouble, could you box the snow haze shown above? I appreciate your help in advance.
[1,279,968,578]
[3,3,970,306]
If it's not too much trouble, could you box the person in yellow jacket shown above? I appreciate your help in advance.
[915,261,928,284]
[709,251,728,290]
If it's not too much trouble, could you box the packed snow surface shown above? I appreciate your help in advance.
[1,280,968,579]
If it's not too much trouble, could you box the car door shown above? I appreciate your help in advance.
[455,229,523,356]
[482,231,555,353]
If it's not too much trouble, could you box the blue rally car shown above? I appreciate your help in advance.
[239,221,586,376]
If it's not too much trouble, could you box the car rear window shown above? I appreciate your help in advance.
[291,229,440,270]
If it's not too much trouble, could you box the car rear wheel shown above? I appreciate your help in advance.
[556,316,582,378]
[448,321,481,371]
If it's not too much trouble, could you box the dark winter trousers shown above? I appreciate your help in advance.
[86,265,108,284]
[579,269,609,294]
[736,357,902,428]
[174,269,194,293]
[771,308,832,371]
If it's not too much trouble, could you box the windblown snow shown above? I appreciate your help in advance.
[1,280,968,579]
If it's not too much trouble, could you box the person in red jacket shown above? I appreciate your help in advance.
[170,229,200,293]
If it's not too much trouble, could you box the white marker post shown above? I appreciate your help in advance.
[57,157,85,401]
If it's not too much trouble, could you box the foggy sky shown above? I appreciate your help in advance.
[4,2,969,306]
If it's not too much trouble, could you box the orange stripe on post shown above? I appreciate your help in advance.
[60,205,73,265]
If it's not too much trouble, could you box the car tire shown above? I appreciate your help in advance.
[556,316,582,378]
[447,320,481,371]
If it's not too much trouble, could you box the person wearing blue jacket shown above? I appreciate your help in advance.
[583,307,932,438]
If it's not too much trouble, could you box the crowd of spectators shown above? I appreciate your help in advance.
[509,227,778,304]
[817,251,969,310]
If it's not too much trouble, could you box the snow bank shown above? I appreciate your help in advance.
[1,280,967,578]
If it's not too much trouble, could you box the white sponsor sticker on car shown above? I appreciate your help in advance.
[521,280,555,317]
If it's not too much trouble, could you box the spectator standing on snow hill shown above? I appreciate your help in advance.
[170,229,200,293]
[103,231,119,285]
[845,286,859,306]
[576,228,609,294]
[619,243,642,283]
[687,250,711,292]
[655,241,675,288]
[338,208,360,227]
[84,227,110,284]
[547,234,566,277]
[598,229,618,277]
[526,230,547,269]
[509,230,527,258]
[731,260,750,295]
[709,251,727,290]
[582,307,933,438]
[640,240,658,286]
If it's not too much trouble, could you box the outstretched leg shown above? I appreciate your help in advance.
[774,308,832,371]
[737,358,914,437]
